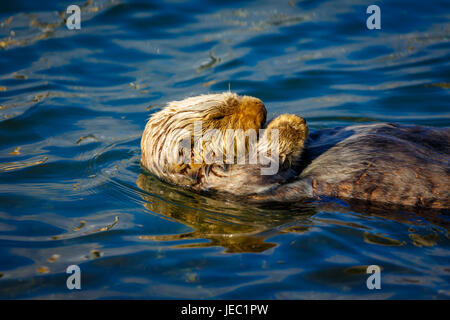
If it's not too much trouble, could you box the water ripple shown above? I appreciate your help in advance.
[0,0,449,299]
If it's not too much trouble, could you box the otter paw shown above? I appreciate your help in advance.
[262,114,309,170]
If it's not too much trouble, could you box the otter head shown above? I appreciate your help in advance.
[140,92,267,187]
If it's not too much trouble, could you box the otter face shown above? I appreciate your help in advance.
[141,93,267,186]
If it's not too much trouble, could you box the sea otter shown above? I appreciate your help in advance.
[141,92,450,209]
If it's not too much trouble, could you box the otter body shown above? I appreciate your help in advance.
[255,123,450,209]
[141,93,450,209]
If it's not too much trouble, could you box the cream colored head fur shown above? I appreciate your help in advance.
[141,92,308,195]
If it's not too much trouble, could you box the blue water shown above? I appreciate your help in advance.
[0,0,449,299]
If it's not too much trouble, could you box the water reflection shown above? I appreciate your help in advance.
[137,171,449,253]
[136,172,315,253]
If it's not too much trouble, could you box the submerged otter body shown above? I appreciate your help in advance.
[141,93,450,209]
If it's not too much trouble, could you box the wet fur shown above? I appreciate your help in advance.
[141,93,450,209]
[253,123,450,209]
[141,93,307,195]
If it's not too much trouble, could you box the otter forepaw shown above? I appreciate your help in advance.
[262,114,309,170]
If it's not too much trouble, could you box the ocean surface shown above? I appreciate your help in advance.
[0,0,449,299]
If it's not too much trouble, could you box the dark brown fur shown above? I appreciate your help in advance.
[251,123,450,209]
